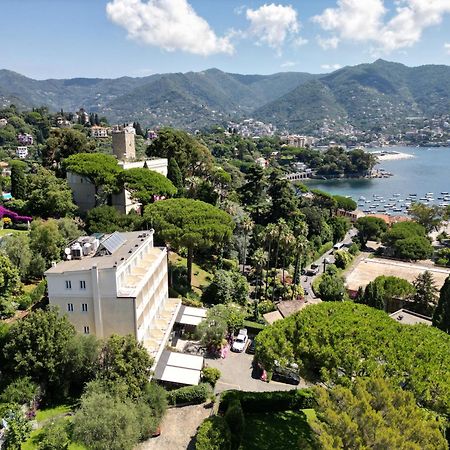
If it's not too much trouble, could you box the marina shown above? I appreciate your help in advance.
[307,146,450,215]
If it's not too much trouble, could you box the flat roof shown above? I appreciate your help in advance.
[45,231,157,274]
[167,352,204,370]
[160,366,201,386]
[263,310,283,324]
[154,350,203,385]
[175,305,207,326]
[390,309,432,326]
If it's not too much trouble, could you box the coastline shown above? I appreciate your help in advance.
[370,151,415,161]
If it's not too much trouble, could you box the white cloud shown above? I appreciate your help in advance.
[246,4,302,52]
[313,0,450,52]
[317,36,340,50]
[281,61,296,68]
[106,0,233,56]
[321,64,342,70]
[445,42,450,54]
[292,36,308,48]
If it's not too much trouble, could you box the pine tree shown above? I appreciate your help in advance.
[433,275,450,333]
[94,114,99,126]
[412,271,438,316]
[10,161,28,200]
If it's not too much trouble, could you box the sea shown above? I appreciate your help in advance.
[305,146,450,214]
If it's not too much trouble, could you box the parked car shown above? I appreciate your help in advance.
[246,339,256,354]
[272,367,300,385]
[232,328,248,352]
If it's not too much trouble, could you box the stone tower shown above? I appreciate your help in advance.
[112,129,135,160]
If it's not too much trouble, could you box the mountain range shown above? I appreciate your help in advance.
[1,60,449,133]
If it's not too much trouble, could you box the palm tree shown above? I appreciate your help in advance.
[240,214,254,274]
[292,235,309,300]
[251,247,268,303]
[271,219,289,302]
[280,230,295,289]
[263,223,278,300]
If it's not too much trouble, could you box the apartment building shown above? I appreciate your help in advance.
[16,146,28,159]
[45,230,181,362]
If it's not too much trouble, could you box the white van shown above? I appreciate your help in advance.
[333,242,344,250]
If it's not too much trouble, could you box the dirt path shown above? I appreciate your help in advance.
[136,404,211,450]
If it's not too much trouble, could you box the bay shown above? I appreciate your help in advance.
[305,146,450,212]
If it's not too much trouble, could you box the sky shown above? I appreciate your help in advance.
[1,0,450,79]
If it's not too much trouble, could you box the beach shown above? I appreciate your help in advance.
[371,151,415,161]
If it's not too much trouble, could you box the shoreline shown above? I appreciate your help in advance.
[370,151,415,161]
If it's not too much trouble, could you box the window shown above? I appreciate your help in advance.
[83,326,90,335]
[80,280,86,290]
[67,303,74,312]
[65,280,72,289]
[82,303,88,312]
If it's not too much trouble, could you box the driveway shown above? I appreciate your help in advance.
[137,404,210,450]
[205,350,309,393]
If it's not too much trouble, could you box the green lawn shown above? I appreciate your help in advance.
[0,228,28,237]
[22,405,87,450]
[169,252,213,295]
[240,409,317,450]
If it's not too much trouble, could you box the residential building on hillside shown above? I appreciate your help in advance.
[67,158,168,213]
[0,118,7,128]
[90,126,109,138]
[16,146,28,159]
[17,133,33,145]
[45,230,181,363]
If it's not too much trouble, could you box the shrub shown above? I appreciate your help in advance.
[224,399,245,450]
[195,416,231,450]
[0,376,39,404]
[202,367,221,387]
[348,243,360,255]
[167,383,212,406]
[334,250,353,269]
[37,419,70,450]
[257,300,276,315]
[219,389,314,414]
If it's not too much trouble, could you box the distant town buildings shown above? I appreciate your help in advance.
[255,157,268,168]
[16,146,28,159]
[17,133,33,145]
[90,126,109,138]
[282,134,315,148]
[228,119,276,138]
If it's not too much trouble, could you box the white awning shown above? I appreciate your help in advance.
[161,366,201,386]
[183,306,207,317]
[179,314,203,326]
[167,352,204,371]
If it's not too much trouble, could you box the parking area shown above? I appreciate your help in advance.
[205,349,309,393]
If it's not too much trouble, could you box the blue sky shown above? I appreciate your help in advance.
[1,0,450,79]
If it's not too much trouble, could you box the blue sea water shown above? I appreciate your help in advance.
[305,147,450,210]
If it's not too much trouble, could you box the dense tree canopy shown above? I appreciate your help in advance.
[433,275,450,334]
[2,307,76,389]
[408,202,443,233]
[119,168,177,210]
[146,128,213,181]
[144,198,234,288]
[333,195,357,211]
[312,376,447,449]
[63,153,122,205]
[85,206,143,234]
[255,302,450,416]
[359,275,415,311]
[355,216,387,247]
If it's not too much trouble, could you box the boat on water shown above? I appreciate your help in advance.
[442,192,449,195]
[393,193,400,197]
[359,196,366,201]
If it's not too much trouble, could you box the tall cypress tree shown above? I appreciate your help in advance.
[433,275,450,334]
[10,161,28,200]
[167,158,183,193]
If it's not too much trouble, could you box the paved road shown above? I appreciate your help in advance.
[300,229,357,298]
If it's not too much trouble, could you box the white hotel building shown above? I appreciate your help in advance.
[45,230,181,364]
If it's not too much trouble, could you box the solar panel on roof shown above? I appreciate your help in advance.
[97,231,125,255]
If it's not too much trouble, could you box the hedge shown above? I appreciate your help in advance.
[168,383,212,406]
[195,416,231,450]
[242,320,266,334]
[224,399,245,450]
[219,389,314,414]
